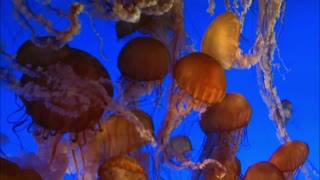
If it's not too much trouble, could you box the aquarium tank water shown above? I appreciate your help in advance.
[0,0,319,180]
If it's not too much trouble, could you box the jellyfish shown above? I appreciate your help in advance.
[101,109,155,158]
[115,0,191,64]
[269,141,309,179]
[14,36,113,135]
[163,135,192,168]
[156,52,226,172]
[70,109,154,179]
[244,161,285,180]
[98,155,147,180]
[281,99,293,125]
[201,12,265,69]
[117,37,170,107]
[158,52,226,147]
[192,93,251,179]
[202,156,241,180]
[200,93,252,158]
[0,36,117,178]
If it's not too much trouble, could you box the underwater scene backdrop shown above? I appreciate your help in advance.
[0,0,319,180]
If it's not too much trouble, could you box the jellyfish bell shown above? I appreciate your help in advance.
[173,52,226,105]
[117,37,170,106]
[269,141,309,174]
[201,12,241,69]
[198,92,252,167]
[244,161,285,180]
[201,11,265,70]
[16,37,114,133]
[100,109,154,158]
[200,93,252,133]
[159,52,226,145]
[98,155,147,180]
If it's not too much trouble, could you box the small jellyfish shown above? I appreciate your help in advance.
[244,161,285,180]
[269,141,309,178]
[98,155,147,180]
[163,135,192,167]
[202,156,241,180]
[281,99,293,125]
[200,93,252,158]
[117,37,170,107]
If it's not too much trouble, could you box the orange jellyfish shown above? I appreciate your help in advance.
[98,155,147,180]
[117,37,170,107]
[158,52,226,145]
[200,93,252,158]
[269,141,309,178]
[156,52,226,171]
[70,109,154,179]
[192,93,251,179]
[201,12,265,69]
[101,109,154,158]
[202,156,241,180]
[244,161,285,180]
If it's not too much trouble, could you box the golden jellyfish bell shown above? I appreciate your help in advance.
[118,37,170,81]
[201,12,241,69]
[244,161,285,180]
[203,156,241,180]
[18,38,113,132]
[103,109,154,157]
[98,155,147,180]
[173,52,226,104]
[200,93,252,134]
[269,141,309,172]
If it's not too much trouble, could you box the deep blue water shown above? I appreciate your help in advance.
[0,0,319,179]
